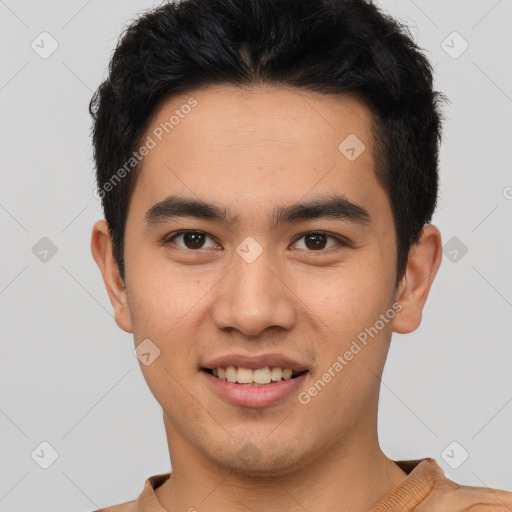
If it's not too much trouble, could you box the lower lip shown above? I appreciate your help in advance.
[201,370,308,408]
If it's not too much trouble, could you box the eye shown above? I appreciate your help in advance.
[164,230,348,252]
[164,231,218,250]
[292,232,347,251]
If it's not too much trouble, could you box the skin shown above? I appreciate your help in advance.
[91,84,442,512]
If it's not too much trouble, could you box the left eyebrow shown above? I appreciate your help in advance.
[144,194,372,229]
[270,194,371,228]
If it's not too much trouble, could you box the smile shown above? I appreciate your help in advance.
[203,365,308,385]
[201,367,309,407]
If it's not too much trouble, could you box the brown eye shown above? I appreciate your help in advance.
[293,232,344,251]
[305,233,327,250]
[165,231,217,250]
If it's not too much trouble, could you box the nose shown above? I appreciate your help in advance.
[211,244,297,337]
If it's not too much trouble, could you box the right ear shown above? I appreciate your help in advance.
[90,219,133,333]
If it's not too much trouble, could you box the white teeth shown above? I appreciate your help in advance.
[270,367,283,381]
[211,365,303,384]
[282,368,293,380]
[236,367,254,384]
[253,367,271,384]
[225,365,237,383]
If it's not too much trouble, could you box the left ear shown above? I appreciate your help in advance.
[392,224,443,334]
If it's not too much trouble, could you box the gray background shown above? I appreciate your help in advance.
[1,0,511,510]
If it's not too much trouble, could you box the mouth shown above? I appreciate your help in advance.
[200,365,310,407]
[201,367,309,386]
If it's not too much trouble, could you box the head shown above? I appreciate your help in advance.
[90,0,445,476]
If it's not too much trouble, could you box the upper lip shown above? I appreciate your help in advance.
[201,353,309,372]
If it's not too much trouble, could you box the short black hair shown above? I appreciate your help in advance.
[89,0,447,287]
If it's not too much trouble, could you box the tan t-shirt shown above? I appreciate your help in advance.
[95,457,512,512]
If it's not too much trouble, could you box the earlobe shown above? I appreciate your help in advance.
[392,224,443,334]
[90,220,134,333]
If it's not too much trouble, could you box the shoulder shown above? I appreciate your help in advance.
[416,459,512,511]
[89,472,170,512]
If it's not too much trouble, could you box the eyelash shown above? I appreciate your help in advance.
[163,230,349,252]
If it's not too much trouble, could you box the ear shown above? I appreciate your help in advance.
[392,224,442,334]
[90,219,133,333]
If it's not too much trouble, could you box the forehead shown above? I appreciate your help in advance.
[130,84,388,226]
[144,84,375,155]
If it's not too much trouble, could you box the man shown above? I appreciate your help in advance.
[89,0,512,510]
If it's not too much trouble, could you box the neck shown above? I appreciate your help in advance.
[155,416,408,512]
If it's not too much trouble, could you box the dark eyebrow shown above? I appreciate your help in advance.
[145,194,371,229]
[270,194,371,228]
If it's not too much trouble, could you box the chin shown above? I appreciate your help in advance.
[211,439,309,478]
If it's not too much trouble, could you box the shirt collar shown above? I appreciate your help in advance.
[134,458,443,512]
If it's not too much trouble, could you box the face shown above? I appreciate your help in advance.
[94,84,425,477]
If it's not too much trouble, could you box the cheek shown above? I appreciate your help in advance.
[296,260,393,333]
[128,270,197,406]
[126,264,218,379]
[127,260,203,329]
